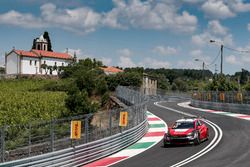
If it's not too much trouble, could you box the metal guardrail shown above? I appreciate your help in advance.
[0,120,147,167]
[191,99,250,115]
[0,86,148,166]
[191,91,250,114]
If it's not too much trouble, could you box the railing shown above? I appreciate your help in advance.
[0,86,148,166]
[191,91,250,114]
[192,91,250,104]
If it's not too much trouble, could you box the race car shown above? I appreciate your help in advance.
[163,117,209,147]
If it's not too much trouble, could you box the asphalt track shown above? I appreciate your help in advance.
[112,100,250,167]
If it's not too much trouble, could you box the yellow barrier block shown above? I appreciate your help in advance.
[219,92,225,101]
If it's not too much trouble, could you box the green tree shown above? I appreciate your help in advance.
[65,85,98,116]
[43,31,53,51]
[172,78,188,92]
[205,75,238,91]
[32,39,36,50]
[41,64,48,75]
[0,67,5,74]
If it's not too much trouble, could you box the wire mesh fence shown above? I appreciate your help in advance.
[0,86,148,163]
[192,91,250,104]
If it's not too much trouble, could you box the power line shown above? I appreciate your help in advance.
[223,46,250,53]
[207,49,221,66]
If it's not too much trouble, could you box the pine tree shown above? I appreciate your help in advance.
[43,31,53,51]
[32,39,36,49]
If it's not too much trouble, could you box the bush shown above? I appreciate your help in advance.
[101,92,110,107]
[65,85,99,116]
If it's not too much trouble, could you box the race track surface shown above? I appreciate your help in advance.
[111,100,250,167]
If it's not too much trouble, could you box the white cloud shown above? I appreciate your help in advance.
[182,0,205,3]
[190,49,203,57]
[191,20,233,47]
[208,20,228,36]
[104,0,198,33]
[201,0,235,19]
[41,3,101,34]
[117,48,136,67]
[138,58,171,69]
[153,46,178,56]
[118,56,136,68]
[0,10,45,28]
[229,0,250,12]
[191,32,211,47]
[0,3,102,34]
[100,57,112,66]
[177,60,200,69]
[0,1,198,34]
[225,55,242,65]
[117,48,133,57]
[66,48,82,56]
[116,48,171,68]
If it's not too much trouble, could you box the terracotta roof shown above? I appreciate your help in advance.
[14,50,38,58]
[100,66,124,73]
[12,49,72,60]
[32,49,72,60]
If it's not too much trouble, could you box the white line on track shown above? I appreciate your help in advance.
[154,102,223,167]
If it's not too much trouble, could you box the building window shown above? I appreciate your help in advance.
[62,63,64,66]
[35,60,37,66]
[30,60,32,65]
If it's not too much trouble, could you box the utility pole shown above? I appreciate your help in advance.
[202,61,205,80]
[220,45,223,74]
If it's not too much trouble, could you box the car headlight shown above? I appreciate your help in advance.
[187,131,195,137]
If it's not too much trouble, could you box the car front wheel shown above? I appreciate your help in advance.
[194,132,200,145]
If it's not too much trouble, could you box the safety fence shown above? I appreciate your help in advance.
[192,91,250,104]
[128,87,191,101]
[0,86,148,166]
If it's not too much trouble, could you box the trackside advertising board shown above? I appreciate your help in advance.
[71,121,81,139]
[119,111,128,127]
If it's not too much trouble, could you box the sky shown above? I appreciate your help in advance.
[1,0,250,74]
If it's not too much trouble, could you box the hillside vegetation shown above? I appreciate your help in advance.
[0,79,67,126]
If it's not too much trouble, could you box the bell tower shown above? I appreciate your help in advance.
[34,35,48,51]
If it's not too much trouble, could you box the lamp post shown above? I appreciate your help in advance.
[195,59,205,80]
[210,40,223,75]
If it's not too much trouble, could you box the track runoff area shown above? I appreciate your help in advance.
[84,102,223,167]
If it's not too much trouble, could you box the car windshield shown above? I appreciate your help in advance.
[172,121,194,129]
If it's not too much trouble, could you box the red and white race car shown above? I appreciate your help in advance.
[163,117,209,147]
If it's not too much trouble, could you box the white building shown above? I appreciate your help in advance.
[5,34,73,75]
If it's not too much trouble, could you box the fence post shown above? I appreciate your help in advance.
[1,126,5,163]
[28,123,31,157]
[50,120,55,152]
[109,110,112,136]
[84,117,89,143]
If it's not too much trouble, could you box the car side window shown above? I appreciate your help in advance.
[196,120,201,127]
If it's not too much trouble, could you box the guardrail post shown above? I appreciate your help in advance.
[1,126,5,163]
[50,120,55,152]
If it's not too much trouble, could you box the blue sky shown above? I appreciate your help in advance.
[1,0,250,74]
